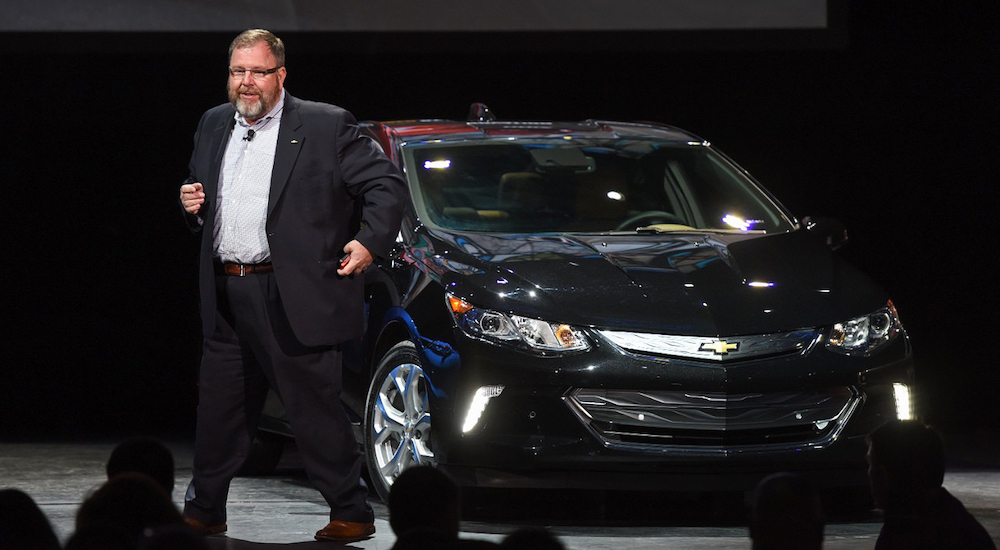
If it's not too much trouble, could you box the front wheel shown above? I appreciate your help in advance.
[363,341,436,502]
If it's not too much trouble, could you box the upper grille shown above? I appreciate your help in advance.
[597,329,819,362]
[566,387,859,450]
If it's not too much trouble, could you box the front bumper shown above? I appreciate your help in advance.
[423,328,913,492]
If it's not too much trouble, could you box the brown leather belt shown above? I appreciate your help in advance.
[217,262,273,276]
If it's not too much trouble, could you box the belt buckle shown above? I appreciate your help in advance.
[238,264,246,276]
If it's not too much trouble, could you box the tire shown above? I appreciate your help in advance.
[363,341,436,502]
[237,431,285,476]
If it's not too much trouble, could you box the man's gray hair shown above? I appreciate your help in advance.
[229,29,285,67]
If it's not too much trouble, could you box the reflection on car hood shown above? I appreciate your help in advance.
[421,229,887,336]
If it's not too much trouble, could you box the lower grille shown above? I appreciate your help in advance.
[566,387,859,449]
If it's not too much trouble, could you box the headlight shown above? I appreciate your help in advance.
[826,301,902,355]
[446,294,590,354]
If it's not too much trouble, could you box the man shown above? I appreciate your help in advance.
[867,420,996,550]
[178,29,407,542]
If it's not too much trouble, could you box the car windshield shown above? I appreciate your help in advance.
[403,138,793,234]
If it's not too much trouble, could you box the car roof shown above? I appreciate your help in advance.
[366,119,705,145]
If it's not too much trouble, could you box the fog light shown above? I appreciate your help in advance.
[893,383,913,420]
[462,385,505,433]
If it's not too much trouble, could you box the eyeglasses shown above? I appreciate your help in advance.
[229,66,282,80]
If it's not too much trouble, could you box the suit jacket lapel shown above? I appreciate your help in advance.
[269,94,304,219]
[206,114,237,224]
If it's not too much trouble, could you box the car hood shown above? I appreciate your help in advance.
[420,229,888,336]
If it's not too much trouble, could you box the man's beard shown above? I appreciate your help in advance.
[228,84,276,121]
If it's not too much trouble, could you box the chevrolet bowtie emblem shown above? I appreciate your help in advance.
[700,340,739,355]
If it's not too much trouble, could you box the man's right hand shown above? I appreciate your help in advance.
[181,182,205,215]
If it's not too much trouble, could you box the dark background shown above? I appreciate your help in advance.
[4,3,998,449]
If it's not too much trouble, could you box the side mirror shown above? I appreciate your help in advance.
[802,216,849,250]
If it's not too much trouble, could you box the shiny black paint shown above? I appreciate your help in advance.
[404,226,887,335]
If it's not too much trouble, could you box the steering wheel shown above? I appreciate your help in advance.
[615,211,685,231]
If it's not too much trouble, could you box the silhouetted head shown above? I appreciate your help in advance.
[749,472,825,550]
[107,437,175,493]
[866,420,945,510]
[388,466,461,537]
[0,488,61,550]
[76,473,183,547]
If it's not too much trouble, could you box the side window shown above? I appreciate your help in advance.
[675,151,784,231]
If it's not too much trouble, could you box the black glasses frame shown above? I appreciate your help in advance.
[229,66,282,79]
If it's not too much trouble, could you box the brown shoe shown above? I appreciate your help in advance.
[184,516,228,536]
[314,520,375,542]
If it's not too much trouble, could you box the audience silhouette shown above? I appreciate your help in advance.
[64,523,135,550]
[867,420,996,550]
[106,437,176,494]
[748,472,825,550]
[499,527,565,550]
[73,472,185,550]
[388,466,498,549]
[22,429,998,550]
[137,524,208,550]
[0,488,61,550]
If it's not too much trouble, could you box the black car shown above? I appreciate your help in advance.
[250,106,915,503]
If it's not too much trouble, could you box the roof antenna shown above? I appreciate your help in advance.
[467,102,496,122]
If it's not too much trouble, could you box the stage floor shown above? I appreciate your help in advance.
[3,439,997,549]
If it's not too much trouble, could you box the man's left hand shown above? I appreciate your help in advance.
[338,240,373,276]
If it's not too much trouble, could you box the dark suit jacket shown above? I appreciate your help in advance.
[184,94,407,346]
